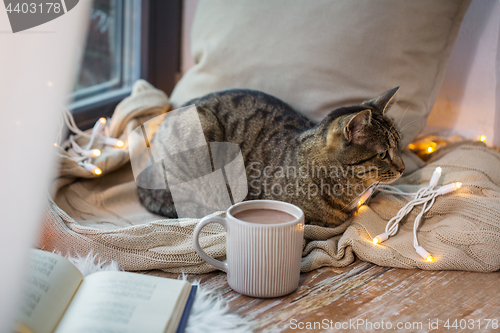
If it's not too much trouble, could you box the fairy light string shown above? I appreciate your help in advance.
[357,166,462,262]
[55,108,124,175]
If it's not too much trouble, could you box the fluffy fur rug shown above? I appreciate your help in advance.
[64,252,252,333]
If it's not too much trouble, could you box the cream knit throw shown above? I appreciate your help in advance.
[39,80,500,273]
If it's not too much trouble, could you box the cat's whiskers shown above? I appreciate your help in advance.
[341,178,379,212]
[386,105,407,134]
[342,184,378,212]
[397,105,410,128]
[399,118,421,133]
[340,175,378,188]
[341,172,401,211]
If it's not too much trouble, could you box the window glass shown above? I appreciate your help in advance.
[76,0,120,92]
[71,0,141,110]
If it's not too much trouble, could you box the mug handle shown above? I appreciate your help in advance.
[193,215,228,272]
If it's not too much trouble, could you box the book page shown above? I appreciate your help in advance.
[54,271,191,333]
[16,250,83,333]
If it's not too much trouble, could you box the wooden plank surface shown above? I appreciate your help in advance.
[147,261,500,332]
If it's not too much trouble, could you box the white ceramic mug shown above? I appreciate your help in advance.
[193,200,305,298]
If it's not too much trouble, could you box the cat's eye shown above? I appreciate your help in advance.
[378,151,387,159]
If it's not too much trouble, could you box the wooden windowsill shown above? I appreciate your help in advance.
[146,260,500,332]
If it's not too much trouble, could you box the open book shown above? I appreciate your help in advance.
[15,249,196,333]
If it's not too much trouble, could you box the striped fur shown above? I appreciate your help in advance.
[137,88,404,226]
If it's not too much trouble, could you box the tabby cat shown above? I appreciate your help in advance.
[137,88,404,226]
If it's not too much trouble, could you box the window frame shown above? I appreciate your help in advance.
[71,0,182,130]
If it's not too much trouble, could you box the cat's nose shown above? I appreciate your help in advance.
[398,166,405,174]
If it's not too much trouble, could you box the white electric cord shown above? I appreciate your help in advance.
[371,167,462,262]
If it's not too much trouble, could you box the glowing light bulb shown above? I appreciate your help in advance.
[82,162,102,175]
[53,143,58,147]
[427,146,434,153]
[357,188,374,208]
[83,149,102,158]
[437,182,461,195]
[102,137,124,148]
[479,135,487,142]
[415,246,433,262]
[429,167,442,187]
[372,233,389,245]
[92,118,106,135]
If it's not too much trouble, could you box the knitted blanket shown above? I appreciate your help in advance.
[40,80,500,273]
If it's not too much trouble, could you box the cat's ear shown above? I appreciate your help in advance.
[343,109,372,143]
[362,87,399,115]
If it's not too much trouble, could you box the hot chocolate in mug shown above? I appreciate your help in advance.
[193,200,305,298]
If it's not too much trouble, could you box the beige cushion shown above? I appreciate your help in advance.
[170,0,471,147]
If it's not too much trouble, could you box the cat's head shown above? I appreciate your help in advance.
[311,87,405,188]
